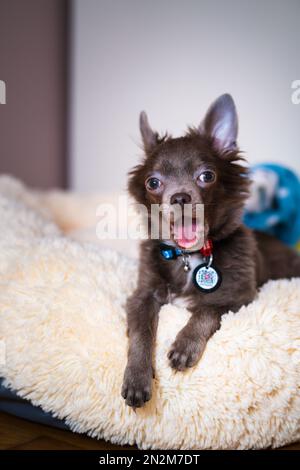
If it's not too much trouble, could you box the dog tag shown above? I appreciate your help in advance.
[193,263,222,293]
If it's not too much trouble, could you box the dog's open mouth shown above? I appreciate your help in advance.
[172,216,204,250]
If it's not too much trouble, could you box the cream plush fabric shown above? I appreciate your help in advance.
[0,175,299,450]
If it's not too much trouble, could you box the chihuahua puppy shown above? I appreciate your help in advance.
[121,94,300,408]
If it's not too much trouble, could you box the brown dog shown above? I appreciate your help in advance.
[121,94,300,408]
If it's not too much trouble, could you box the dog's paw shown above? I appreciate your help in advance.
[121,365,152,408]
[168,336,206,371]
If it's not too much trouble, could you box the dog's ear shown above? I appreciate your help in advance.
[200,94,238,153]
[139,111,159,153]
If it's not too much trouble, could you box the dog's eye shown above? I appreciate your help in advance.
[145,177,162,192]
[198,170,216,185]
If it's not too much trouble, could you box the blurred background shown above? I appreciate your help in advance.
[0,0,299,192]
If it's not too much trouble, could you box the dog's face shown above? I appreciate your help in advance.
[129,94,249,249]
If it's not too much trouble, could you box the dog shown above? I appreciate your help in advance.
[121,94,300,408]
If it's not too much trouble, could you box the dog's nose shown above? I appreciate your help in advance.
[170,192,192,206]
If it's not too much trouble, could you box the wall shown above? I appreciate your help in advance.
[0,0,68,188]
[70,0,300,193]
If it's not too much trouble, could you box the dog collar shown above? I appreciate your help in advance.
[159,239,222,293]
[159,239,213,260]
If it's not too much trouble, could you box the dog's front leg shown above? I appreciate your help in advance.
[121,292,161,408]
[168,309,221,371]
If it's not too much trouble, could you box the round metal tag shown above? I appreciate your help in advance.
[193,263,222,293]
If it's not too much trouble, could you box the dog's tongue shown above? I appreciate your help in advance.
[174,220,199,249]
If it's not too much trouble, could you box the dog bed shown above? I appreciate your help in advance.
[0,175,299,450]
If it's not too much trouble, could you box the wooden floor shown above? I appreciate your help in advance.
[0,412,135,450]
[0,411,299,450]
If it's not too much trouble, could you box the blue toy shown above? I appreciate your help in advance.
[244,163,300,247]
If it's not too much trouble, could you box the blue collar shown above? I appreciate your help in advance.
[160,239,214,261]
[159,243,201,260]
[159,242,221,294]
[159,243,183,260]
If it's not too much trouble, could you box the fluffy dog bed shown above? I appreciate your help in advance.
[0,175,299,450]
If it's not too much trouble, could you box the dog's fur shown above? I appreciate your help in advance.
[121,94,300,408]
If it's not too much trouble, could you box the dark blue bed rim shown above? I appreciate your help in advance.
[0,378,68,430]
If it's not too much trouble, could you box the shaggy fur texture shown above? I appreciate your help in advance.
[0,176,299,449]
